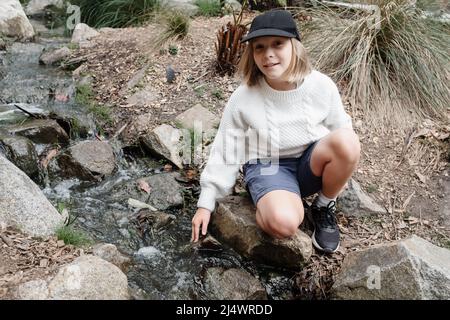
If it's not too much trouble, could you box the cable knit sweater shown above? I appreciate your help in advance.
[197,70,353,212]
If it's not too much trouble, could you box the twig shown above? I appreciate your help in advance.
[191,71,210,83]
[13,104,39,119]
[0,233,13,247]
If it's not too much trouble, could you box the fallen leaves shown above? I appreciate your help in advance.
[137,179,152,194]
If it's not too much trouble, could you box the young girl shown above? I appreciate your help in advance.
[191,10,360,253]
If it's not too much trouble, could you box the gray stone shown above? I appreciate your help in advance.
[0,134,39,179]
[0,154,64,237]
[25,0,65,16]
[6,119,69,145]
[338,179,386,216]
[332,235,450,299]
[161,0,199,16]
[203,267,267,300]
[211,196,312,269]
[0,0,35,39]
[175,103,219,139]
[92,243,131,272]
[126,87,158,106]
[110,172,184,210]
[16,255,130,300]
[57,140,115,181]
[141,124,185,169]
[223,0,242,12]
[71,23,99,44]
[39,46,70,66]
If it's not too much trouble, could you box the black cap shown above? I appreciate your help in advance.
[241,10,301,43]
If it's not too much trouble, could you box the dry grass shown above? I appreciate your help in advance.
[297,1,450,129]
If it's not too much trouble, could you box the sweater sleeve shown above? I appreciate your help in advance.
[197,97,244,212]
[323,81,353,131]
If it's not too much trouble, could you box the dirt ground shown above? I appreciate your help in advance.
[1,13,449,299]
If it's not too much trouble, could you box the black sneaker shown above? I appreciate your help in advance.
[309,201,340,253]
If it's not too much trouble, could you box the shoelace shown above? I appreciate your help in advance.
[317,201,337,230]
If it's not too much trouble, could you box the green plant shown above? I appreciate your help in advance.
[56,226,92,247]
[153,10,190,48]
[168,44,178,55]
[195,0,222,17]
[194,84,206,96]
[212,88,224,99]
[71,0,160,28]
[75,84,112,124]
[301,1,450,126]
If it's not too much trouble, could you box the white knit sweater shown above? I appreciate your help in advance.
[197,70,353,212]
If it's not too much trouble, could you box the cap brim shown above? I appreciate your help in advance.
[241,28,298,43]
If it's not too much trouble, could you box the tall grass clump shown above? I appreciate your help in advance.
[195,0,222,17]
[153,11,190,47]
[300,0,450,127]
[71,0,160,28]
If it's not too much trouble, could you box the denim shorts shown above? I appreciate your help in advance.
[242,142,322,206]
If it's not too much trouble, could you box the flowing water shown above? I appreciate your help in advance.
[0,33,295,300]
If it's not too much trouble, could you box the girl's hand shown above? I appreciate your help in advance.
[191,208,212,242]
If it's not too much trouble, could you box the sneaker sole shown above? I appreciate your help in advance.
[311,230,340,254]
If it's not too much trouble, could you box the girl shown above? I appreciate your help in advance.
[191,10,360,253]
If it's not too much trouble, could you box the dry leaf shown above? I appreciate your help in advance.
[39,259,49,268]
[40,148,59,169]
[137,179,151,194]
[164,164,173,172]
[415,171,427,184]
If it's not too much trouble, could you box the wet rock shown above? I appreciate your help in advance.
[197,234,223,252]
[175,103,219,139]
[135,246,161,260]
[57,140,115,181]
[71,23,99,44]
[0,133,39,180]
[332,235,450,299]
[110,172,184,210]
[203,267,267,300]
[136,209,176,231]
[338,178,386,216]
[6,119,69,145]
[0,0,35,40]
[140,124,185,169]
[0,154,64,237]
[92,243,131,272]
[15,255,130,300]
[210,196,312,269]
[39,46,70,66]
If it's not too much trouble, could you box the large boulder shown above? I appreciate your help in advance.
[56,140,116,181]
[0,154,64,237]
[175,104,219,139]
[211,196,312,269]
[39,46,71,66]
[15,255,130,300]
[0,0,35,39]
[332,235,450,299]
[202,267,267,300]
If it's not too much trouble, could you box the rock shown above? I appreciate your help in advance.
[92,243,131,272]
[39,46,70,66]
[203,267,267,300]
[71,23,99,44]
[16,255,130,300]
[0,0,35,39]
[223,0,242,12]
[0,154,64,237]
[110,172,184,210]
[332,235,450,299]
[25,0,65,16]
[175,103,219,139]
[135,246,161,260]
[0,134,39,180]
[5,119,69,145]
[119,63,150,96]
[338,179,386,216]
[211,196,312,269]
[161,0,199,16]
[0,38,6,50]
[136,209,176,230]
[126,87,158,106]
[141,124,185,169]
[56,140,116,181]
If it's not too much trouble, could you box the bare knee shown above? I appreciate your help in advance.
[329,129,361,164]
[264,210,303,239]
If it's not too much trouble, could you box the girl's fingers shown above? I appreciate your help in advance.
[201,219,208,236]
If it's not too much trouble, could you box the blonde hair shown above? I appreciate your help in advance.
[237,38,312,87]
